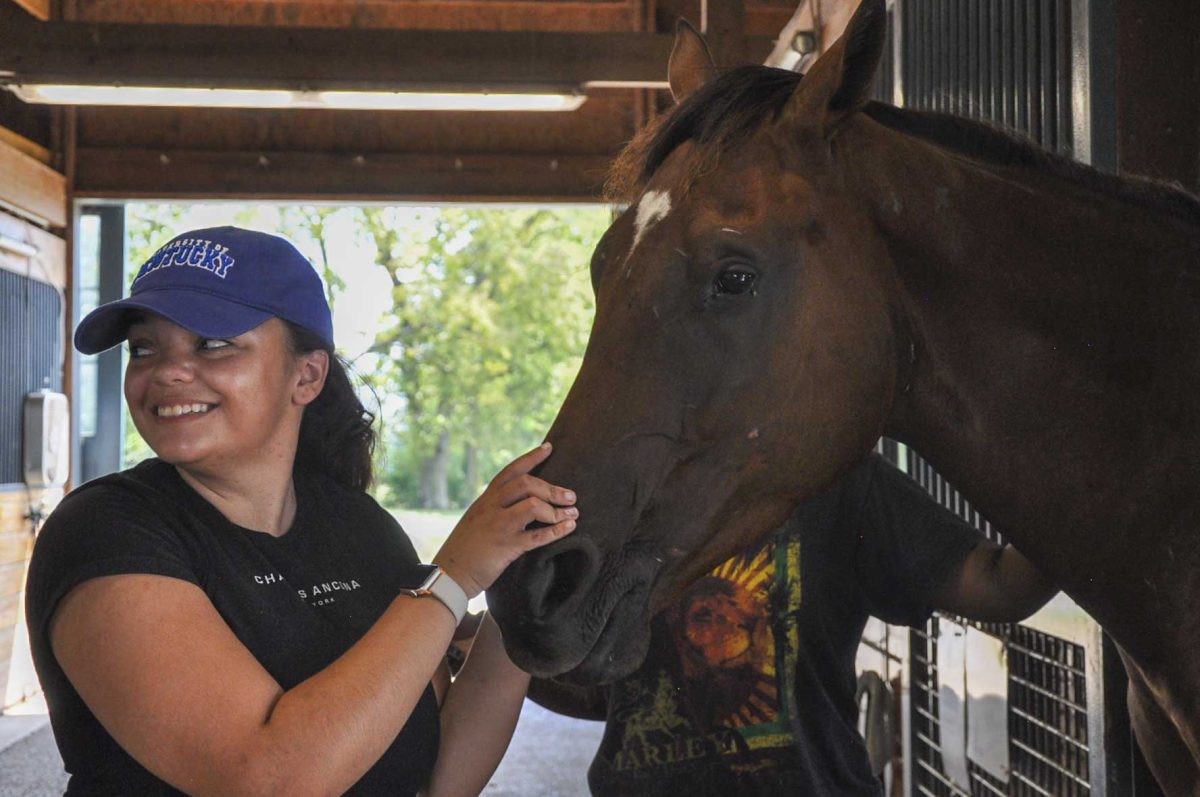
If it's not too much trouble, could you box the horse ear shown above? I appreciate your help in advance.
[783,0,887,136]
[668,19,717,104]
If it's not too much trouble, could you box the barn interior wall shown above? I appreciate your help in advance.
[0,144,68,710]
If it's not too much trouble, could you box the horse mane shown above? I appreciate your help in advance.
[862,102,1200,227]
[605,65,803,202]
[607,64,1200,229]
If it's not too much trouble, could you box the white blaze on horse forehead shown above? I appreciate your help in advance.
[629,189,673,257]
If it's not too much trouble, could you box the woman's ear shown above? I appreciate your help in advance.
[293,349,330,406]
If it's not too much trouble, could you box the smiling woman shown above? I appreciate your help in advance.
[24,226,581,796]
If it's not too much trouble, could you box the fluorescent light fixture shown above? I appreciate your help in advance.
[9,85,298,108]
[316,90,585,112]
[4,84,587,111]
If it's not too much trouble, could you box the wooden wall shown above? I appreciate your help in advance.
[0,119,69,712]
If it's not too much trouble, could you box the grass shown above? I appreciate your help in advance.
[390,508,463,563]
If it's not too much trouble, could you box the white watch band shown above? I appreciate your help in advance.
[427,568,469,625]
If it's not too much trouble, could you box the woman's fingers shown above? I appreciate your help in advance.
[499,473,576,510]
[431,443,579,593]
[492,442,553,487]
[522,517,578,550]
[514,497,578,529]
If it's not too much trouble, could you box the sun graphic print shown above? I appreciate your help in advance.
[667,537,803,750]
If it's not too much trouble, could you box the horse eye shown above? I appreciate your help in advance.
[713,268,757,296]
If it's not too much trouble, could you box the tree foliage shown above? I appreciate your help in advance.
[121,203,606,508]
[361,207,604,508]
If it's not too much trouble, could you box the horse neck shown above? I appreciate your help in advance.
[842,119,1200,622]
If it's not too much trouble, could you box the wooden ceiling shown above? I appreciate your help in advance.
[1,0,798,202]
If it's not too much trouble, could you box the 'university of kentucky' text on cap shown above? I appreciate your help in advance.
[135,237,237,281]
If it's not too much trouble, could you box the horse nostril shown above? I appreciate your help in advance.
[526,537,599,620]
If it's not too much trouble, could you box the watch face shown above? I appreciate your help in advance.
[402,564,440,591]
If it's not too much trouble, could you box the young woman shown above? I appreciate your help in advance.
[27,226,577,796]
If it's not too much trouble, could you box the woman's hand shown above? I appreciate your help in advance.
[433,442,577,598]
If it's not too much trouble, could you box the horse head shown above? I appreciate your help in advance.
[490,0,904,682]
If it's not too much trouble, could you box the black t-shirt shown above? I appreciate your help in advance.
[588,455,982,797]
[25,458,441,796]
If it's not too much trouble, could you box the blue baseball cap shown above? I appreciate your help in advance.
[74,226,334,355]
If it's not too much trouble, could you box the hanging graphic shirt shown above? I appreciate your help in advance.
[588,455,982,797]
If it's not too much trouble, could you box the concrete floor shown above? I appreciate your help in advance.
[0,700,602,796]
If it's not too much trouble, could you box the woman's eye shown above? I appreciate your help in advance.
[713,268,757,296]
[199,338,232,351]
[127,344,152,358]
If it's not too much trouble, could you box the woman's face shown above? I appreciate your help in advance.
[123,314,324,474]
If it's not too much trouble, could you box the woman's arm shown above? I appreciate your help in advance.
[931,540,1059,623]
[53,573,458,797]
[424,613,531,797]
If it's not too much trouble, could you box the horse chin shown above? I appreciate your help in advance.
[558,590,654,685]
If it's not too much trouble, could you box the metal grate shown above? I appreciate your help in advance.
[900,0,1073,154]
[1007,626,1090,795]
[0,268,64,485]
[905,449,1092,796]
[911,616,1090,797]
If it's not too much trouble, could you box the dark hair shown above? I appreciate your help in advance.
[285,322,377,492]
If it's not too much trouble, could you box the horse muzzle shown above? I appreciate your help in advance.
[489,534,662,683]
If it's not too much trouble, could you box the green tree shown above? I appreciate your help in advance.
[277,206,347,302]
[362,207,603,508]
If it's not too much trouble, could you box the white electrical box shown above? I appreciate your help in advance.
[23,391,70,488]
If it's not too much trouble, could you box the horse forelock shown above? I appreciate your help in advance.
[605,65,804,205]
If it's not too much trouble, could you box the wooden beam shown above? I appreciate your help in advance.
[7,0,50,21]
[0,136,67,228]
[0,4,759,91]
[704,0,746,67]
[68,0,637,32]
[74,148,615,202]
[0,123,50,164]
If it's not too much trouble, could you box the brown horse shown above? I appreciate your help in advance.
[488,2,1200,792]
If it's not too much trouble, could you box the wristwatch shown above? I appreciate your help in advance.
[400,564,469,625]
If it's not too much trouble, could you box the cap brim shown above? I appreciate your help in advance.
[73,288,274,354]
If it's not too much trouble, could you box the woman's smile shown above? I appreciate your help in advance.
[154,402,216,418]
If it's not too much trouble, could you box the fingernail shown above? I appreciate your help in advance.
[564,520,577,531]
[564,490,576,502]
[540,442,552,450]
[566,507,579,518]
